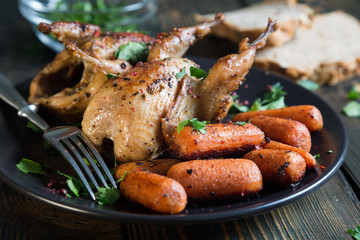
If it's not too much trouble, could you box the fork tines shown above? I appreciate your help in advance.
[44,126,117,200]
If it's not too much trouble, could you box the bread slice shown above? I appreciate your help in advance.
[255,11,360,85]
[195,0,314,47]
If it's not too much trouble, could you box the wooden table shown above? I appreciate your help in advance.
[0,0,359,239]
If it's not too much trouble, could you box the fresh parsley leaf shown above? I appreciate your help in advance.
[106,73,117,80]
[42,140,53,150]
[347,225,360,240]
[250,98,264,111]
[176,67,186,79]
[250,96,286,111]
[313,154,322,163]
[112,157,118,175]
[177,118,209,134]
[190,66,208,80]
[231,82,287,114]
[298,79,320,91]
[115,42,149,64]
[115,171,127,184]
[262,82,287,104]
[343,101,360,117]
[263,96,286,110]
[234,121,247,125]
[83,157,99,167]
[348,86,360,100]
[57,170,84,197]
[95,186,121,205]
[67,179,82,197]
[16,158,46,175]
[229,93,249,113]
[251,84,287,110]
[26,121,41,132]
[231,102,249,113]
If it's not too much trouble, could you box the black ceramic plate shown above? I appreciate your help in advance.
[0,57,347,225]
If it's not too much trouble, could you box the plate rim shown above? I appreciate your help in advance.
[0,58,348,225]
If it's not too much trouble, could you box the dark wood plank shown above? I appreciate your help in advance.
[317,81,360,197]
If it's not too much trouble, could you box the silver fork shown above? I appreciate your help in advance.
[0,73,117,200]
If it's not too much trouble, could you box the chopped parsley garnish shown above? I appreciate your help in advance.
[115,171,127,184]
[176,67,186,79]
[16,157,121,204]
[177,118,209,134]
[95,186,121,205]
[57,170,84,197]
[234,121,247,125]
[26,121,41,132]
[298,79,320,91]
[343,85,360,117]
[327,150,333,154]
[230,94,250,113]
[231,82,287,113]
[313,154,322,163]
[347,225,360,240]
[190,66,208,80]
[115,42,149,64]
[42,140,53,150]
[348,86,360,100]
[258,82,287,108]
[57,170,121,204]
[343,101,360,117]
[16,158,46,175]
[348,84,360,99]
[106,73,117,80]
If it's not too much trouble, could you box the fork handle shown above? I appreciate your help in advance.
[0,73,49,131]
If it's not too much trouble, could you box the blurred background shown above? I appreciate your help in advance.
[3,0,359,85]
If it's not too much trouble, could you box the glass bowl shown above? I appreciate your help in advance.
[18,0,158,52]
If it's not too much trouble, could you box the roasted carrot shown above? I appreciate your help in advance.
[243,149,306,187]
[232,105,323,132]
[120,171,187,214]
[262,140,317,170]
[168,122,265,160]
[248,116,311,152]
[114,159,181,180]
[167,159,263,201]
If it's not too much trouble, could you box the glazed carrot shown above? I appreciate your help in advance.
[243,149,306,187]
[168,122,265,160]
[262,140,317,170]
[120,171,187,214]
[232,105,323,132]
[114,159,181,180]
[248,116,311,152]
[167,159,263,201]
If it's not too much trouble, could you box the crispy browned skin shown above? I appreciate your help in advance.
[30,21,155,123]
[38,21,101,42]
[262,140,317,170]
[243,149,306,187]
[249,116,311,152]
[114,159,181,180]
[233,105,323,132]
[120,171,187,213]
[168,123,265,160]
[167,159,263,201]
